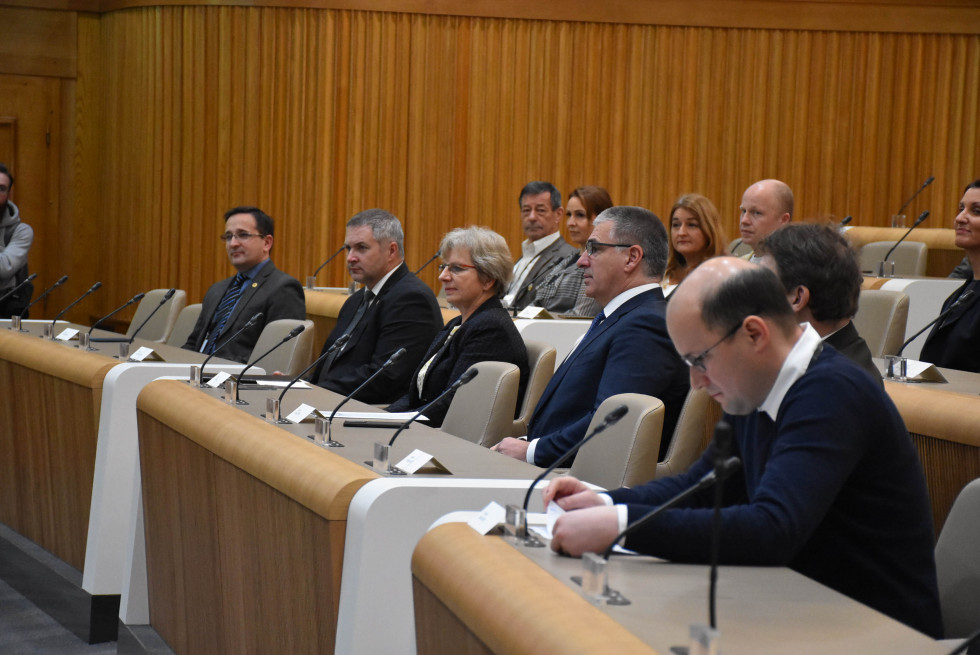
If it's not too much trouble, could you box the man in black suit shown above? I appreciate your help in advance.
[183,206,305,363]
[756,223,881,384]
[503,181,579,311]
[313,209,443,403]
[493,205,689,466]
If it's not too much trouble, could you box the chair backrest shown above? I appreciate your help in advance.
[166,303,202,346]
[859,240,928,277]
[510,339,556,437]
[441,361,521,448]
[569,393,665,489]
[852,289,909,357]
[656,388,723,480]
[935,478,980,639]
[248,319,315,377]
[727,238,752,257]
[126,289,187,343]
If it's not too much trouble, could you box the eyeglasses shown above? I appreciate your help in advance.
[220,232,265,242]
[681,321,742,372]
[584,239,635,256]
[0,185,9,194]
[437,263,478,276]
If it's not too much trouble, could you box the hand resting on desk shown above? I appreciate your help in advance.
[544,476,619,557]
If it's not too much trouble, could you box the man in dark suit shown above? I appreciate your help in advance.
[313,209,443,404]
[504,181,579,311]
[756,223,881,384]
[493,205,689,466]
[544,259,942,638]
[183,206,305,363]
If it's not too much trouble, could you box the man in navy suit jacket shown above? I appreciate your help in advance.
[313,209,443,404]
[493,205,689,467]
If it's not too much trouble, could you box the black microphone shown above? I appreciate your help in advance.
[20,274,68,319]
[523,404,629,513]
[326,347,407,427]
[708,421,734,629]
[311,245,347,281]
[601,454,741,561]
[541,252,580,286]
[88,292,145,339]
[896,175,935,216]
[388,367,480,447]
[197,312,263,384]
[898,289,975,356]
[0,272,37,303]
[232,324,306,403]
[414,249,441,276]
[946,626,980,655]
[839,215,852,227]
[127,288,176,343]
[512,252,576,309]
[50,281,102,334]
[883,210,929,263]
[728,238,743,254]
[274,333,351,420]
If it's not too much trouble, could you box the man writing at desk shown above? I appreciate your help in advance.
[544,257,942,638]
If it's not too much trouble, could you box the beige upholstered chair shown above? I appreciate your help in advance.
[656,389,723,480]
[568,393,665,489]
[126,288,186,343]
[859,241,928,277]
[441,361,521,448]
[248,319,315,377]
[935,478,980,640]
[852,289,909,357]
[165,303,202,347]
[509,339,556,437]
[727,238,753,257]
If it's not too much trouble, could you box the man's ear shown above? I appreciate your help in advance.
[742,314,771,352]
[789,285,810,312]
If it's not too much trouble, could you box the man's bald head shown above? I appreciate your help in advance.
[739,179,794,248]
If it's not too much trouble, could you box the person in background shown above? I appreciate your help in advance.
[388,226,529,427]
[662,193,727,295]
[0,162,34,318]
[530,186,613,316]
[736,179,793,261]
[920,179,980,373]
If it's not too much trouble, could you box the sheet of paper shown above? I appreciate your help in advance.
[328,411,428,422]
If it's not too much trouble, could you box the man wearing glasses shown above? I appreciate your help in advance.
[542,257,942,639]
[493,205,690,466]
[183,206,305,363]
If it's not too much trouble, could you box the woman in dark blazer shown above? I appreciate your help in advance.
[388,226,529,427]
[920,179,980,373]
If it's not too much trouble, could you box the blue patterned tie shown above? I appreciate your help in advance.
[205,273,247,354]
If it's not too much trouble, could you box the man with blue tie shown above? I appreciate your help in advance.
[493,205,689,466]
[183,206,305,363]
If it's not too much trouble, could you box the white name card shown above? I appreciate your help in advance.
[468,501,507,535]
[56,328,78,341]
[207,371,231,388]
[285,403,316,424]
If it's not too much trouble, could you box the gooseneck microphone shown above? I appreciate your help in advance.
[523,404,629,513]
[898,289,975,356]
[884,210,930,262]
[839,215,852,227]
[233,324,306,403]
[127,288,176,343]
[0,272,37,304]
[275,333,351,414]
[708,421,734,629]
[388,367,480,447]
[20,275,68,319]
[896,175,935,217]
[51,282,102,333]
[198,312,263,381]
[728,238,743,254]
[511,252,577,311]
[311,245,347,280]
[88,292,146,340]
[326,347,407,427]
[414,249,441,276]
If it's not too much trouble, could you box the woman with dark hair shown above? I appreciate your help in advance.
[530,185,613,316]
[919,179,980,373]
[663,193,726,295]
[387,226,528,426]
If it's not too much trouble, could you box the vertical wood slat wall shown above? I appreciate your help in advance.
[78,7,979,310]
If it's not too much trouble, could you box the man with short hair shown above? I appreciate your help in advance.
[504,181,579,311]
[737,179,793,261]
[0,163,34,318]
[757,223,881,384]
[184,206,306,363]
[493,206,689,466]
[313,209,443,403]
[544,258,942,638]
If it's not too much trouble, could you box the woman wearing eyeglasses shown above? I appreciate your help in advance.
[387,226,529,427]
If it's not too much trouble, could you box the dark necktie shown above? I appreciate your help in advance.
[205,273,248,354]
[322,289,374,374]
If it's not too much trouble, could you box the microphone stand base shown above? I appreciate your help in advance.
[569,576,631,606]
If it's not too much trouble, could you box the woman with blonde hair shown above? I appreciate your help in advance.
[663,193,727,294]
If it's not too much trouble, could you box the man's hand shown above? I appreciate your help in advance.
[492,437,530,461]
[550,506,619,557]
[542,476,604,511]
